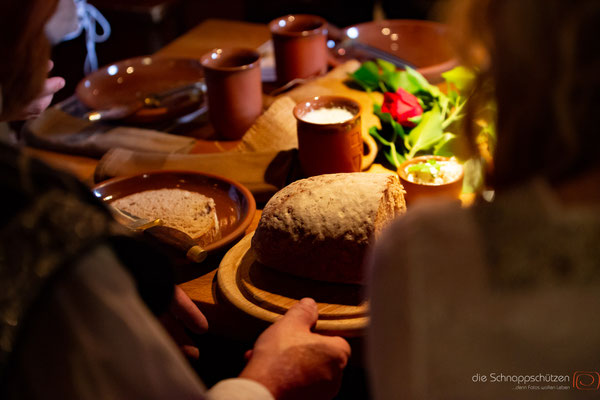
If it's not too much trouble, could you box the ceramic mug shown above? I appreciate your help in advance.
[269,14,328,85]
[294,96,376,177]
[200,48,262,140]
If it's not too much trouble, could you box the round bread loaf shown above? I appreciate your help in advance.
[251,172,406,284]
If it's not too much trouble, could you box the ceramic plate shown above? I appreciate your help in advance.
[92,170,256,252]
[330,19,458,83]
[76,56,205,123]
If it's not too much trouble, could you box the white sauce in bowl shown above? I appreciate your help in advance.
[405,160,462,185]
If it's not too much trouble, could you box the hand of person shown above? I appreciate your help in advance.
[240,298,351,400]
[160,285,209,360]
[12,60,65,120]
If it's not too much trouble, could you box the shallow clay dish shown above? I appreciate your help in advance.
[76,56,205,123]
[92,170,256,252]
[333,20,458,83]
[398,155,464,204]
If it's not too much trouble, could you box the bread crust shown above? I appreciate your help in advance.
[252,173,406,284]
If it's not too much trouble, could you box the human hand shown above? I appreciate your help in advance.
[160,285,209,360]
[240,298,351,400]
[12,60,65,120]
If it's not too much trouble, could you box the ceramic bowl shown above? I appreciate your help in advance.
[92,170,256,253]
[76,56,205,123]
[331,19,458,84]
[397,155,464,204]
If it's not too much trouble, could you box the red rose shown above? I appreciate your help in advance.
[381,88,423,127]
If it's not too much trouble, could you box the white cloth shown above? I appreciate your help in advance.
[367,179,600,399]
[9,245,274,400]
[45,0,111,73]
[45,0,80,44]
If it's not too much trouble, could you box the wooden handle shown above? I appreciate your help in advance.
[361,133,378,170]
[143,226,207,263]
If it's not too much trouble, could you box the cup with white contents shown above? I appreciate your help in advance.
[294,96,375,177]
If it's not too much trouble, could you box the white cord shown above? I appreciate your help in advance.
[63,0,111,74]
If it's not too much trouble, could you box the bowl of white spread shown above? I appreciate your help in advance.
[397,155,463,204]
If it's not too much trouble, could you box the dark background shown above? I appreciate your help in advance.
[51,0,442,102]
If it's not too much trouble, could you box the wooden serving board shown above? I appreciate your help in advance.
[217,234,369,336]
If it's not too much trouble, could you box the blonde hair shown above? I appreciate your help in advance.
[448,0,600,189]
[0,0,59,120]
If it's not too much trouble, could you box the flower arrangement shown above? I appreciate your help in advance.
[349,59,495,192]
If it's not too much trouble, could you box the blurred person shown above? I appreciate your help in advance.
[0,0,64,143]
[0,1,350,399]
[0,2,65,144]
[367,0,600,399]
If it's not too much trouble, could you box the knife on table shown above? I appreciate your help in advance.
[109,205,207,263]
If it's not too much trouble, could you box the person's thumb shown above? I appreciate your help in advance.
[279,298,319,330]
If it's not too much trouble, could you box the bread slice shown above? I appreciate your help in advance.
[251,173,406,284]
[112,188,220,246]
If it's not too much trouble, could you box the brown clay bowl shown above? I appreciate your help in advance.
[332,20,458,84]
[92,170,256,253]
[76,56,205,123]
[397,155,464,204]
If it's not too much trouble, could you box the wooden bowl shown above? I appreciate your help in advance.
[333,19,458,84]
[92,170,256,252]
[398,155,463,204]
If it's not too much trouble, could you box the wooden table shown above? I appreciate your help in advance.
[28,19,280,340]
[28,19,376,345]
[29,19,473,346]
[26,19,270,185]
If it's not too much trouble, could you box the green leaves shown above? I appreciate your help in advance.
[350,59,416,93]
[406,104,443,158]
[349,61,380,91]
[352,61,491,181]
[442,66,475,91]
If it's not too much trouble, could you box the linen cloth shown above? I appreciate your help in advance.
[23,99,196,158]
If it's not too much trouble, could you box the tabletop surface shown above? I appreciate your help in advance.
[27,18,464,342]
[28,19,278,340]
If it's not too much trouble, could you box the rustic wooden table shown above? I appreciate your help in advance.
[25,20,383,397]
[26,19,270,184]
[27,18,279,339]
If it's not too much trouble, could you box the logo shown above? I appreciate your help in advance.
[573,371,600,390]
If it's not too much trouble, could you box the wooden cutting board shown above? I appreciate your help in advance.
[217,234,369,336]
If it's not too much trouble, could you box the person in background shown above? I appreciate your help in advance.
[0,1,350,399]
[0,1,64,142]
[367,0,600,398]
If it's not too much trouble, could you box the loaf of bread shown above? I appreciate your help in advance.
[251,173,406,284]
[112,188,220,246]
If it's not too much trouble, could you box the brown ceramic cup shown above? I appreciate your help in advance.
[200,48,262,140]
[269,14,328,85]
[294,96,373,177]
